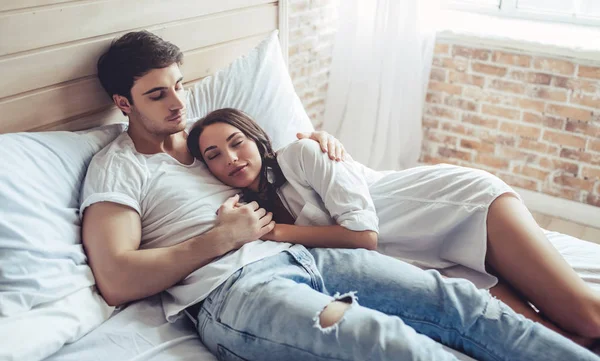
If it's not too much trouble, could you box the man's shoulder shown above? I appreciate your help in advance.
[89,132,139,167]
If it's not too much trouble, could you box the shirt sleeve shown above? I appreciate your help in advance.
[79,151,144,219]
[280,139,379,233]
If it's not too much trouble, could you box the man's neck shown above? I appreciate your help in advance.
[127,124,193,165]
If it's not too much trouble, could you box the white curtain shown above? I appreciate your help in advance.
[323,0,440,171]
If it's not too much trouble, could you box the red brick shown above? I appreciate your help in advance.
[493,51,532,67]
[570,92,600,108]
[522,112,543,125]
[462,113,499,129]
[578,65,600,79]
[545,104,593,122]
[543,130,586,148]
[441,122,473,136]
[420,154,462,166]
[430,67,447,82]
[552,174,596,192]
[434,43,450,56]
[471,62,508,77]
[433,57,469,72]
[443,96,478,111]
[452,46,490,61]
[543,116,566,130]
[428,81,463,95]
[489,79,526,94]
[425,105,460,120]
[538,157,579,175]
[448,71,485,88]
[475,154,510,170]
[552,76,599,93]
[500,122,541,139]
[565,119,600,137]
[495,134,517,147]
[582,167,600,180]
[560,148,600,166]
[438,147,472,162]
[518,98,545,113]
[526,86,568,102]
[422,117,439,129]
[508,70,551,85]
[519,138,549,153]
[498,173,539,191]
[523,113,565,129]
[586,193,600,207]
[515,165,550,181]
[425,130,458,145]
[426,92,444,104]
[542,185,581,201]
[533,57,575,75]
[589,139,600,153]
[482,104,520,120]
[498,147,538,163]
[460,138,495,153]
[462,87,515,105]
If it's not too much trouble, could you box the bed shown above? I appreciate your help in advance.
[0,1,598,360]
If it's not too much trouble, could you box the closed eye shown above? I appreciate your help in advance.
[207,153,220,161]
[150,92,164,101]
[232,140,243,147]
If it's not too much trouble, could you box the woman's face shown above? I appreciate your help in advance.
[198,122,262,190]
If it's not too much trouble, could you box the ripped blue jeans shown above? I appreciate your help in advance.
[194,245,598,361]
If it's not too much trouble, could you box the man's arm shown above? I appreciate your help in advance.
[82,195,273,306]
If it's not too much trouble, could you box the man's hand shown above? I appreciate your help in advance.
[297,131,346,161]
[215,194,275,250]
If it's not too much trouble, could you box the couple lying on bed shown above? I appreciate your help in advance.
[81,30,600,361]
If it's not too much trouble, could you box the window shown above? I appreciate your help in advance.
[444,0,600,27]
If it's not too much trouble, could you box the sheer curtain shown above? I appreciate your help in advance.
[322,0,440,170]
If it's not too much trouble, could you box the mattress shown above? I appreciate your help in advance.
[46,229,599,361]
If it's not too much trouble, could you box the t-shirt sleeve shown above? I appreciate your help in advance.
[79,151,144,218]
[281,139,379,233]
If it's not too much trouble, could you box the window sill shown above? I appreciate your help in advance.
[436,10,600,63]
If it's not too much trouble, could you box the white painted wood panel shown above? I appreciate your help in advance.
[2,34,269,133]
[0,0,76,12]
[0,4,277,98]
[0,0,273,56]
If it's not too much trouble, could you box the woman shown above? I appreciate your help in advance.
[187,108,600,350]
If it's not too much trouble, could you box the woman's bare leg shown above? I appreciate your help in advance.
[489,273,596,347]
[486,193,600,338]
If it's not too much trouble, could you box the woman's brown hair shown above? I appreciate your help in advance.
[187,108,286,212]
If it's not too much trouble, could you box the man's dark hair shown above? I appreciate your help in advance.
[97,30,183,107]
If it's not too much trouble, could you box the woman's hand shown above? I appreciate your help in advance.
[260,223,280,242]
[296,131,346,161]
[216,194,275,248]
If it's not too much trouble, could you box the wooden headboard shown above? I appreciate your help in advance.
[0,0,288,133]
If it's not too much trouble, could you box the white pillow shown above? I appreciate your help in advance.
[0,123,125,360]
[185,30,314,151]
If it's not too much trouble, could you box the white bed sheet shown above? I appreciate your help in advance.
[45,230,599,361]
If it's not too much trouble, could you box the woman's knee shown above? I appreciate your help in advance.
[570,294,600,337]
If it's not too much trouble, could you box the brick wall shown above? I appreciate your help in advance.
[288,0,339,128]
[422,42,600,207]
[287,2,600,208]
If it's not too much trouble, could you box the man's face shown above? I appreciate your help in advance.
[128,63,186,136]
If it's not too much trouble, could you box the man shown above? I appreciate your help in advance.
[81,31,345,313]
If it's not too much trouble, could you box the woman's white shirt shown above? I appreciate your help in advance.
[276,139,379,233]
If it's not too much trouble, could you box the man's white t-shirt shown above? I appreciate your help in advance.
[80,131,291,322]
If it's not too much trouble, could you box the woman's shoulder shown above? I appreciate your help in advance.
[277,139,322,161]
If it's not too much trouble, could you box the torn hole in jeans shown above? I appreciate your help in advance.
[313,291,358,337]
